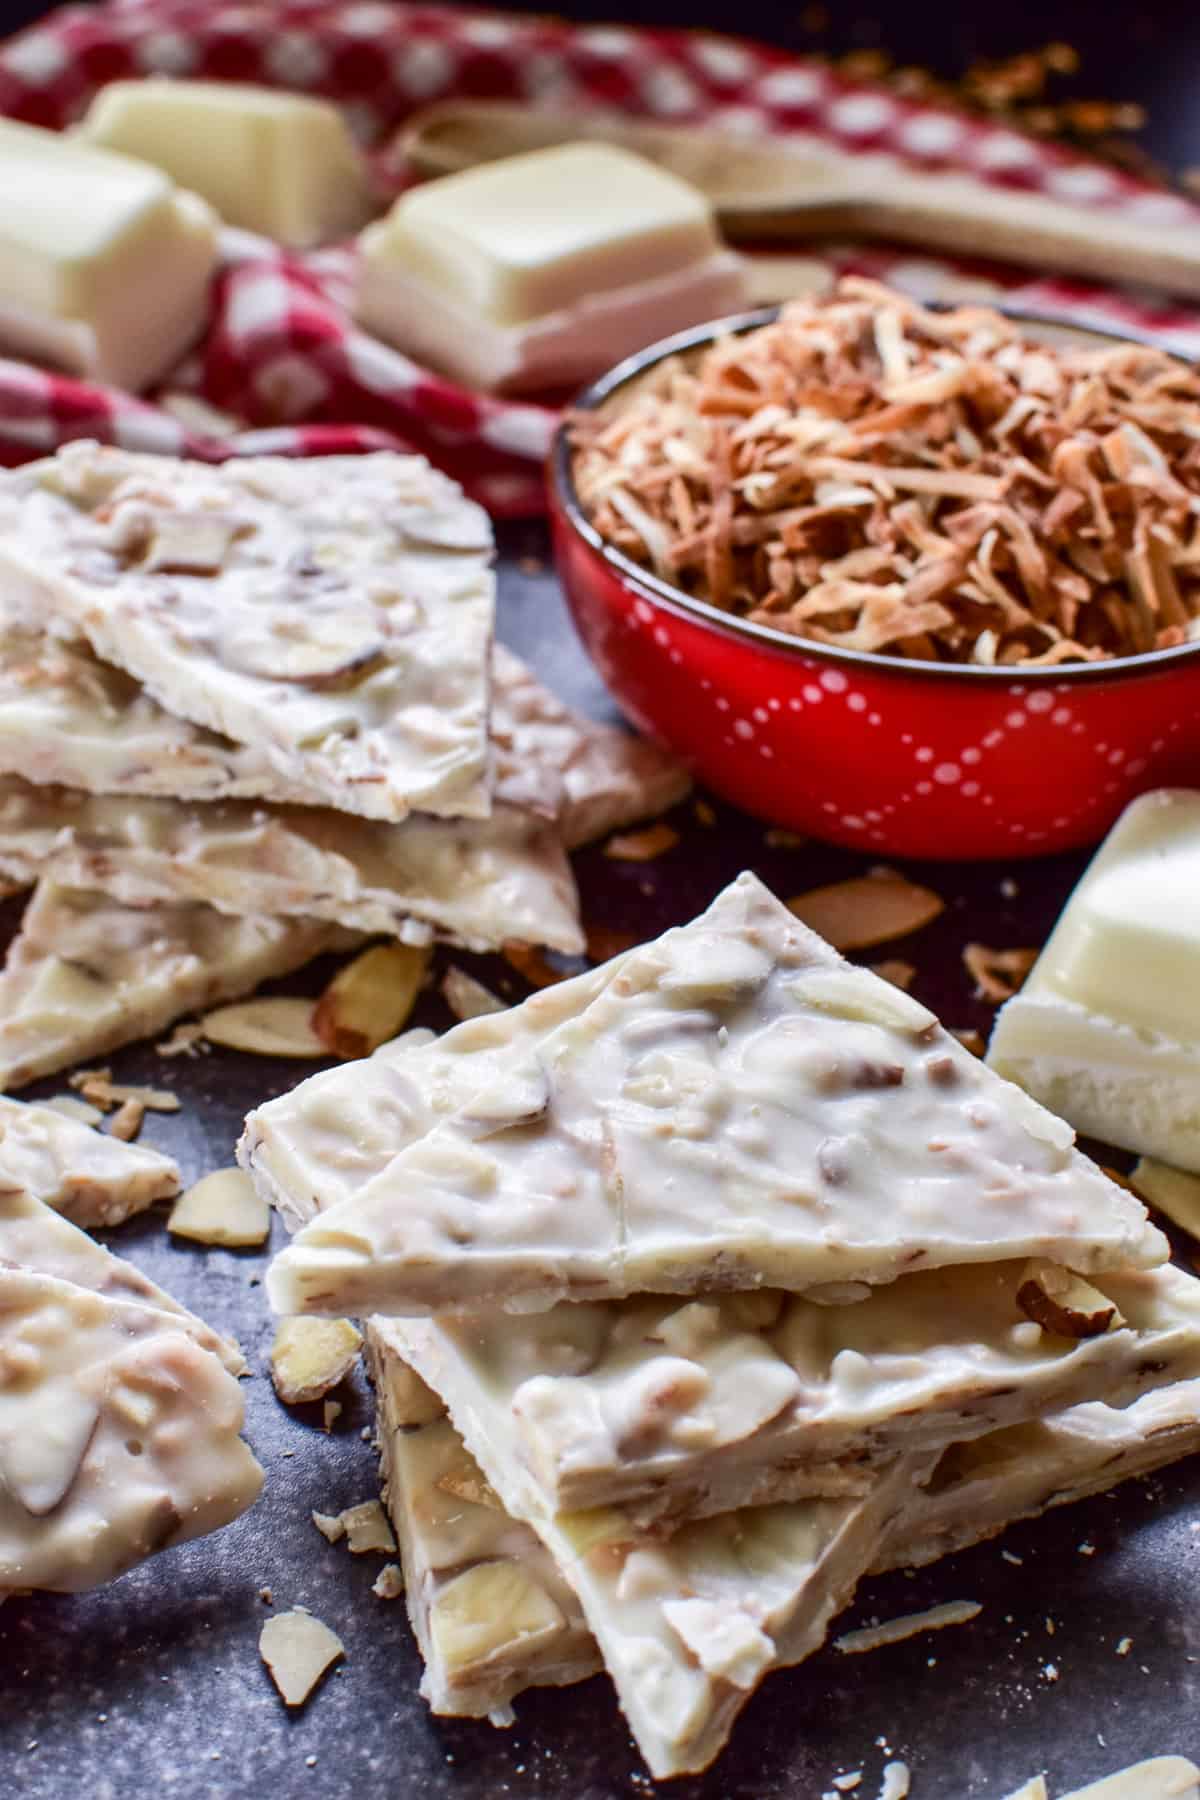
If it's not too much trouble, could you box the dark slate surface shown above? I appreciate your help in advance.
[2,523,1199,1800]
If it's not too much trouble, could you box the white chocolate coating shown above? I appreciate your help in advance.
[0,1094,179,1229]
[0,1267,261,1594]
[0,880,343,1090]
[0,445,494,823]
[0,777,582,956]
[268,873,1164,1318]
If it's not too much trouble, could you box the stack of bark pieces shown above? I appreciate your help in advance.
[0,439,688,1089]
[244,872,1200,1779]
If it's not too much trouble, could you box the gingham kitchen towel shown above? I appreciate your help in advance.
[2,0,1198,513]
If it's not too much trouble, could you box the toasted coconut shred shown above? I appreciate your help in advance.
[571,278,1200,665]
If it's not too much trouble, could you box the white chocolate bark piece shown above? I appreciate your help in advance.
[0,779,582,956]
[267,872,1164,1319]
[371,1316,922,1783]
[0,1267,262,1594]
[0,444,494,823]
[355,144,746,394]
[241,959,634,1236]
[0,1093,180,1228]
[878,1377,1200,1574]
[0,119,216,392]
[368,1327,599,1717]
[78,79,374,248]
[989,791,1200,1170]
[382,1261,1200,1528]
[369,1334,1200,1735]
[0,624,685,847]
[0,881,343,1091]
[0,1182,244,1374]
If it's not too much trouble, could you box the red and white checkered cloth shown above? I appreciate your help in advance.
[2,0,1200,514]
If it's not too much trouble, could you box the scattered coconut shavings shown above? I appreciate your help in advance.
[503,942,569,989]
[1130,1158,1200,1238]
[584,923,640,964]
[168,1168,270,1248]
[963,942,1039,1002]
[876,1765,911,1800]
[835,1600,982,1655]
[270,1317,363,1405]
[603,821,680,861]
[442,966,506,1021]
[313,943,430,1060]
[787,874,944,950]
[44,1094,104,1127]
[338,1500,396,1555]
[200,997,327,1059]
[572,277,1200,667]
[372,1564,405,1601]
[869,959,917,990]
[107,1097,144,1141]
[259,1609,344,1708]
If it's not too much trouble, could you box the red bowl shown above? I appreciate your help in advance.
[548,308,1200,860]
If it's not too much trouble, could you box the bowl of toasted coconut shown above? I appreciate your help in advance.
[549,277,1200,858]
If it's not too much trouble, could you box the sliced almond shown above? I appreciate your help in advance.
[313,943,430,1060]
[200,997,328,1059]
[323,1399,342,1431]
[78,1076,179,1112]
[339,1499,396,1555]
[270,1317,363,1405]
[156,1020,209,1059]
[603,822,680,861]
[786,875,944,951]
[312,1511,345,1545]
[694,799,717,828]
[442,966,506,1022]
[1130,1158,1200,1239]
[963,942,1038,1003]
[436,1464,503,1511]
[259,1609,344,1708]
[43,1094,105,1127]
[1016,1260,1123,1339]
[143,512,242,575]
[168,1168,270,1248]
[107,1097,145,1141]
[503,942,568,989]
[950,1027,986,1057]
[869,959,916,991]
[428,1561,564,1674]
[584,924,640,964]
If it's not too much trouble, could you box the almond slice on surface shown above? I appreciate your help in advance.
[259,1609,344,1708]
[313,943,430,1060]
[963,942,1038,1003]
[869,959,917,991]
[372,1564,405,1600]
[200,997,328,1059]
[442,966,506,1022]
[168,1168,270,1248]
[43,1094,105,1127]
[603,821,680,861]
[339,1499,396,1555]
[270,1317,363,1405]
[107,1097,144,1141]
[503,942,568,989]
[584,924,640,964]
[1130,1158,1200,1239]
[1016,1260,1123,1339]
[787,875,944,951]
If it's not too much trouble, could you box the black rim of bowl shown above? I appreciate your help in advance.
[549,302,1200,688]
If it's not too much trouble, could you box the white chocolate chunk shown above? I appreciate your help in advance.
[259,1608,344,1707]
[168,1169,270,1249]
[0,445,494,823]
[0,1268,262,1592]
[271,1317,363,1405]
[0,119,216,392]
[0,1092,179,1227]
[0,881,344,1090]
[0,778,581,956]
[381,1260,1200,1528]
[0,1182,243,1374]
[268,872,1164,1319]
[78,80,374,248]
[371,1322,922,1781]
[355,144,746,394]
[989,791,1200,1169]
